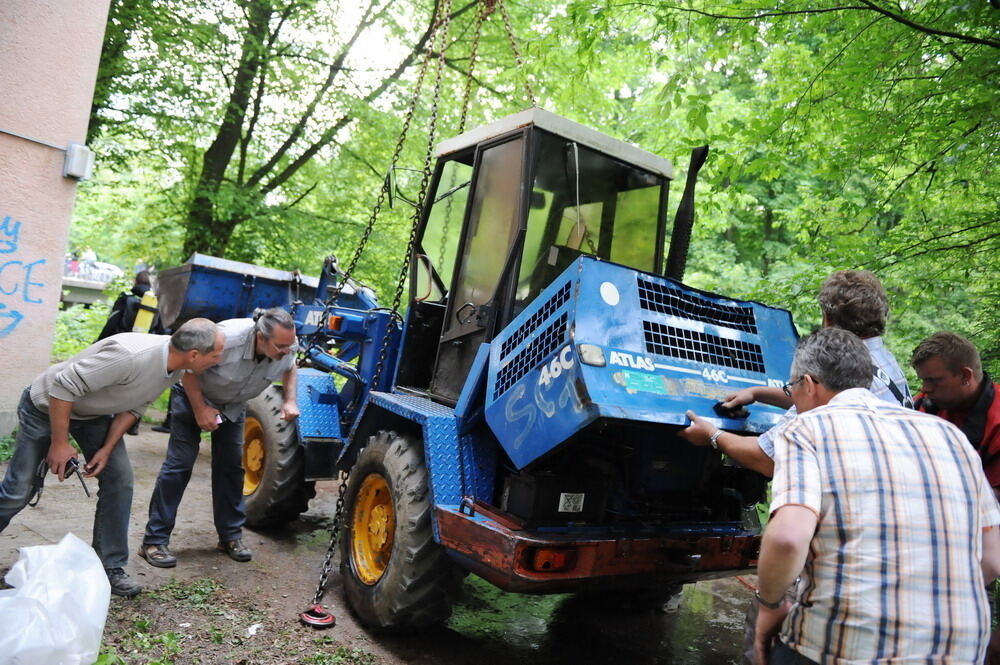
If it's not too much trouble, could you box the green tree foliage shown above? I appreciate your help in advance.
[76,0,999,376]
[538,1,999,375]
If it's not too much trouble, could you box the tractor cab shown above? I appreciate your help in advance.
[398,108,674,403]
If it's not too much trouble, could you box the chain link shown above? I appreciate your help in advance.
[437,2,486,267]
[369,0,453,398]
[311,470,350,605]
[335,11,445,298]
[497,0,536,106]
[306,0,454,609]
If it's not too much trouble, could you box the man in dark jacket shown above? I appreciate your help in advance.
[96,270,163,341]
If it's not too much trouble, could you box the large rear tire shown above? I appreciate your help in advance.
[340,430,462,630]
[242,385,315,528]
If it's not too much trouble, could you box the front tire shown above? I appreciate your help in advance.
[340,430,462,630]
[242,385,315,528]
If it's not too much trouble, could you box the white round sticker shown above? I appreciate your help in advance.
[600,281,620,306]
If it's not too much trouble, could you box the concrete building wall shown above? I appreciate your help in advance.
[0,0,111,435]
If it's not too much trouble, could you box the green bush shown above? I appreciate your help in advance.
[52,303,112,362]
[0,430,15,463]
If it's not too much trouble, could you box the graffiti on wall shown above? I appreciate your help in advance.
[0,215,46,338]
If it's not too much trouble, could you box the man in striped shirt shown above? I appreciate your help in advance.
[755,328,1000,664]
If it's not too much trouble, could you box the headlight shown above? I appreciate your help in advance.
[577,343,606,367]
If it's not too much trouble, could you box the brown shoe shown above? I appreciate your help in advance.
[138,543,177,568]
[217,538,251,562]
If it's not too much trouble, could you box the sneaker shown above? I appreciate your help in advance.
[106,567,143,598]
[138,543,177,568]
[126,422,139,436]
[217,538,252,562]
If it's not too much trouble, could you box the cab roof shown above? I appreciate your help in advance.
[435,107,674,180]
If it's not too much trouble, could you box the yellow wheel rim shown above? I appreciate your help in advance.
[351,473,395,585]
[243,417,265,495]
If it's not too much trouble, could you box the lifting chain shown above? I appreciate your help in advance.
[437,1,488,266]
[333,8,447,299]
[497,0,536,107]
[308,469,349,605]
[300,0,455,627]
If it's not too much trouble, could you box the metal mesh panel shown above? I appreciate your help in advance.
[637,278,757,334]
[643,321,765,373]
[494,313,569,399]
[500,282,571,359]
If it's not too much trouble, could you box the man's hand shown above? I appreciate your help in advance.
[987,626,1000,665]
[722,388,758,410]
[679,410,717,447]
[754,599,791,665]
[83,446,112,478]
[46,440,78,481]
[193,405,221,432]
[280,401,300,422]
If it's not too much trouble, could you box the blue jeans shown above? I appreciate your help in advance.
[143,386,246,545]
[0,388,134,569]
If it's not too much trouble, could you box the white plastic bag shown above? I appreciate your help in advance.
[0,533,111,665]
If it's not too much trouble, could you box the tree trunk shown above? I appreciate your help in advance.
[183,0,273,258]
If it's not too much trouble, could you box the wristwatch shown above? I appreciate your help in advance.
[708,429,724,451]
[754,588,784,610]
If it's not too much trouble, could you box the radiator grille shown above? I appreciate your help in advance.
[494,313,568,399]
[500,281,571,359]
[638,278,757,334]
[643,321,765,373]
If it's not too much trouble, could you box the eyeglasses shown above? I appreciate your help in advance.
[259,334,295,353]
[782,375,805,397]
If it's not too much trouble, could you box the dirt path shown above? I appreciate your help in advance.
[1,426,750,665]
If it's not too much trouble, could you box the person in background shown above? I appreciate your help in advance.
[911,331,1000,499]
[754,327,1000,664]
[139,308,300,568]
[681,269,912,476]
[97,270,163,342]
[0,319,224,597]
[911,331,1000,665]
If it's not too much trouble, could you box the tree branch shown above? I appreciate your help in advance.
[442,56,505,97]
[259,0,479,196]
[879,231,1000,268]
[239,4,294,184]
[856,0,1000,49]
[625,2,1000,48]
[617,3,871,20]
[878,218,999,261]
[247,0,391,189]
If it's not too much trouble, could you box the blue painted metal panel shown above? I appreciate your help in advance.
[485,256,798,470]
[455,343,490,433]
[362,392,496,537]
[157,253,376,329]
[365,392,463,507]
[296,368,342,440]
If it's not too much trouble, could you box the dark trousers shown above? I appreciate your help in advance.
[743,600,819,665]
[0,389,133,568]
[143,386,246,545]
[769,641,819,665]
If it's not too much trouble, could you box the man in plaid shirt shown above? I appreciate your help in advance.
[754,328,1000,664]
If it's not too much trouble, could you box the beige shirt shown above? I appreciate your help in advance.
[194,318,296,421]
[30,333,181,420]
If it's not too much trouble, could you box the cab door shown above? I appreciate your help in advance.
[430,135,526,403]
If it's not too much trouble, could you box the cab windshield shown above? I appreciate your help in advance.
[515,130,667,313]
